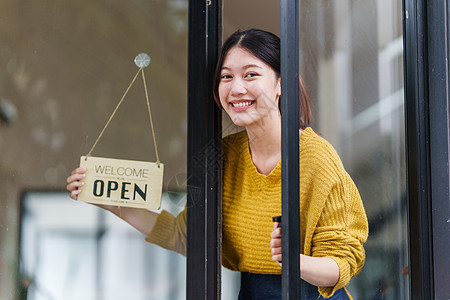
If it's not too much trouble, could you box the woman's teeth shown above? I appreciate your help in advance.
[232,101,253,108]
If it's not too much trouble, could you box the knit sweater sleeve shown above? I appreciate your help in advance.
[145,208,187,256]
[312,171,368,297]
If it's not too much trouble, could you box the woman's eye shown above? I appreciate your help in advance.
[245,73,258,78]
[220,74,231,79]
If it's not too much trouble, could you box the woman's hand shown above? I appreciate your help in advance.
[66,167,117,212]
[66,167,159,235]
[269,222,340,287]
[270,221,282,266]
[66,167,86,200]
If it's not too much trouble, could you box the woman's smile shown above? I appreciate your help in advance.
[229,100,256,111]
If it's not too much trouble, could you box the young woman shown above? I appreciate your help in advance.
[67,29,368,299]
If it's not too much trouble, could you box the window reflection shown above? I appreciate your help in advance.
[299,0,407,299]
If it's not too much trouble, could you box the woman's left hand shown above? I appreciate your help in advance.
[270,222,282,266]
[269,222,340,287]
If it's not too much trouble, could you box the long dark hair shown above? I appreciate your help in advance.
[213,28,312,129]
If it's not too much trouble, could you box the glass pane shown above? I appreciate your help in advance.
[20,192,186,300]
[299,0,408,299]
[222,0,407,299]
[0,1,188,299]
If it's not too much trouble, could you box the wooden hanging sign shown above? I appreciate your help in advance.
[78,156,164,210]
[77,53,163,210]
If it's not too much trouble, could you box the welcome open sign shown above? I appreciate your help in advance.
[78,156,163,210]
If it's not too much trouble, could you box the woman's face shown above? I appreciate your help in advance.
[218,46,281,128]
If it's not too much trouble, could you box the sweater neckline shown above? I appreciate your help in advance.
[243,127,314,188]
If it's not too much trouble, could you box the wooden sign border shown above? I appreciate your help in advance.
[78,156,163,210]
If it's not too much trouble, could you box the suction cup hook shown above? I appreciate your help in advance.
[134,53,151,68]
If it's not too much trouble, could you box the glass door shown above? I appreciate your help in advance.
[298,1,407,299]
[221,0,408,299]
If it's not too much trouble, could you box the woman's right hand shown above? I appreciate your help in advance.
[66,167,160,236]
[66,167,117,213]
[66,167,86,200]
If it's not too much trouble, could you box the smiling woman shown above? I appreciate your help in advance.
[210,29,367,299]
[213,29,312,131]
[143,28,368,299]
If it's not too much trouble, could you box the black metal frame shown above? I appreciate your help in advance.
[426,2,450,299]
[403,0,450,299]
[403,0,433,298]
[186,0,222,299]
[280,0,301,299]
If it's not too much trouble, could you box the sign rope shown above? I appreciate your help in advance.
[141,69,160,166]
[85,67,160,167]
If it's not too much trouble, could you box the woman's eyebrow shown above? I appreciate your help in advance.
[242,64,263,69]
[221,64,263,71]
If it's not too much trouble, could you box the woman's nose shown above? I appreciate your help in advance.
[230,79,246,96]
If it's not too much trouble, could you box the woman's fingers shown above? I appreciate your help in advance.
[66,173,85,186]
[66,168,87,200]
[273,221,280,230]
[270,236,282,248]
[270,227,281,239]
[71,167,86,176]
[271,245,282,264]
[70,189,82,200]
[272,254,282,264]
[271,244,282,255]
[67,181,83,200]
[67,168,86,183]
[66,175,84,191]
[66,180,84,191]
[270,224,282,266]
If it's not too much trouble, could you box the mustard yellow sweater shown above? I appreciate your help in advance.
[147,127,368,298]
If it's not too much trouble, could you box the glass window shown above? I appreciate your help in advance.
[299,1,407,299]
[0,1,188,299]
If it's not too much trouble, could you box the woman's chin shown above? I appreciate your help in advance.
[230,116,253,127]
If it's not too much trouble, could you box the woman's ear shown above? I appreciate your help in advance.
[276,77,281,97]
